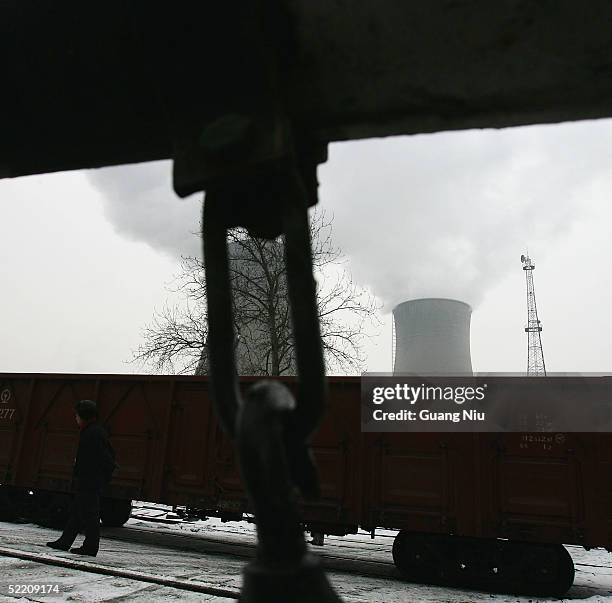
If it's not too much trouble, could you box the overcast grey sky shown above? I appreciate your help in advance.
[1,118,611,375]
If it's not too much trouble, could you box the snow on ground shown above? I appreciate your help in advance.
[0,506,611,602]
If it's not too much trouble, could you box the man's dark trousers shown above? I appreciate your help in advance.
[52,420,114,554]
[57,489,101,554]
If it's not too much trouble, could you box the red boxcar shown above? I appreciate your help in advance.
[1,372,611,595]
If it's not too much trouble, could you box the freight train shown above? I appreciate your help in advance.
[1,372,611,596]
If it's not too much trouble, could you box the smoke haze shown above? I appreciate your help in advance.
[320,119,612,309]
[87,161,201,259]
[87,119,612,309]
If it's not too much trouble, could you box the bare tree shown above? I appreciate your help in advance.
[132,210,380,375]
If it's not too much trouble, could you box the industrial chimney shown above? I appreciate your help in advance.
[392,298,473,375]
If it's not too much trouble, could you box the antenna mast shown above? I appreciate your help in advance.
[521,253,546,376]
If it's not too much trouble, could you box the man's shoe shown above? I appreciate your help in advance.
[46,540,70,551]
[70,546,97,557]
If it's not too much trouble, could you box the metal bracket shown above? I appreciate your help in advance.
[203,162,339,601]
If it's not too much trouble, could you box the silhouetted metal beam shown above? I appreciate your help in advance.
[3,1,612,179]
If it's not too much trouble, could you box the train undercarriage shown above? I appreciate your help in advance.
[391,529,575,597]
[0,486,132,529]
[0,487,577,597]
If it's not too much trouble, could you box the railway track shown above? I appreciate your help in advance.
[115,517,399,580]
[0,545,240,599]
[0,513,402,602]
[1,513,611,602]
[127,509,612,577]
[125,507,612,597]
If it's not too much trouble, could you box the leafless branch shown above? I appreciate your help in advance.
[131,208,381,376]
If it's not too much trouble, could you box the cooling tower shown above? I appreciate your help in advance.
[393,298,472,375]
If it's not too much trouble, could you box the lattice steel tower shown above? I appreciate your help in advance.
[521,253,546,375]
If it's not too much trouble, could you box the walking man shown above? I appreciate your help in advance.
[47,399,116,556]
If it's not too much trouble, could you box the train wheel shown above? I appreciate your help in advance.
[100,498,132,527]
[513,542,575,597]
[549,544,575,597]
[392,530,443,583]
[392,532,574,597]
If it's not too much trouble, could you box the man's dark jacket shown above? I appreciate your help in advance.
[73,422,116,492]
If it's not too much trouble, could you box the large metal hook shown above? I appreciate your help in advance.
[203,166,341,602]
